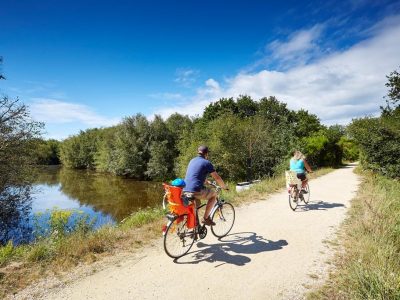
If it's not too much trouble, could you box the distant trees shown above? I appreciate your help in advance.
[59,128,100,169]
[59,95,350,181]
[32,139,61,165]
[60,113,192,180]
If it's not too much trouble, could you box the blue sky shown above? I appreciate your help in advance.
[1,0,400,139]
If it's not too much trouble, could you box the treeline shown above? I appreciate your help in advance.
[58,96,356,181]
[32,139,61,165]
[348,68,400,179]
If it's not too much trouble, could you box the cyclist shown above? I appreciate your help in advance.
[290,150,313,191]
[183,145,228,226]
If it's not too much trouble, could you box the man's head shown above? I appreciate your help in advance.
[198,145,209,158]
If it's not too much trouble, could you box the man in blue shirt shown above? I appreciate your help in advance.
[183,145,228,226]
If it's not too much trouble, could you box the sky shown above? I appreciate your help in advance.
[1,0,400,140]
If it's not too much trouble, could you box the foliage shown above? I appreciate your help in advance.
[348,68,400,178]
[338,136,359,162]
[348,117,400,178]
[32,138,61,165]
[0,97,43,190]
[293,109,322,138]
[60,96,344,181]
[33,208,95,241]
[384,67,400,109]
[258,96,295,125]
[59,128,100,169]
[203,97,238,121]
[0,241,14,266]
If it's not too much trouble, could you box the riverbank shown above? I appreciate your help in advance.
[0,168,333,298]
[308,169,400,299]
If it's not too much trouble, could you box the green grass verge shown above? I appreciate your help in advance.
[308,169,400,300]
[0,167,333,297]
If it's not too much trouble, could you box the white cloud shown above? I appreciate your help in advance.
[174,68,200,87]
[154,16,400,125]
[148,92,184,100]
[30,99,120,127]
[266,24,324,68]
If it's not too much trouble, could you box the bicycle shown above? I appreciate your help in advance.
[162,182,235,259]
[285,171,311,211]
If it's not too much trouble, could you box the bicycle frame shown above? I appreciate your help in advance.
[162,183,224,236]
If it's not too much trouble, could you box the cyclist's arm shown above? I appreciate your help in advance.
[304,159,313,173]
[210,171,228,190]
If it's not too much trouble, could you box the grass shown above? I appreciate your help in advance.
[307,169,400,300]
[0,167,333,298]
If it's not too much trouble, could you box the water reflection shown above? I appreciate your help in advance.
[0,186,33,245]
[33,167,164,222]
[2,167,165,245]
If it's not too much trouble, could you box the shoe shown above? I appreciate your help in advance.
[202,217,216,226]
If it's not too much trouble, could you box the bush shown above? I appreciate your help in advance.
[0,241,14,266]
[349,117,400,178]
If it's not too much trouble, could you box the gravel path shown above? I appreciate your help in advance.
[18,165,360,300]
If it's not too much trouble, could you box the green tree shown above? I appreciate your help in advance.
[349,117,400,178]
[145,115,175,180]
[236,95,259,118]
[294,109,322,138]
[338,136,359,162]
[32,139,61,165]
[202,97,238,121]
[258,96,295,125]
[0,97,43,190]
[301,126,344,167]
[385,67,400,108]
[348,69,400,178]
[112,114,150,178]
[59,128,100,169]
[145,140,174,180]
[94,126,119,173]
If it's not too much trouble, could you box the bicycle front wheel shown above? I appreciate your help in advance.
[288,186,298,211]
[211,202,235,238]
[163,215,195,259]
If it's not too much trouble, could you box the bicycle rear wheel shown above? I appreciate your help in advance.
[211,202,235,238]
[163,215,195,258]
[288,186,298,211]
[302,183,310,204]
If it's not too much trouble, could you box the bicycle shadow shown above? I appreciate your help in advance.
[174,232,288,267]
[295,200,345,212]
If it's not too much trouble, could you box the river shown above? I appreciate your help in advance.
[0,166,164,245]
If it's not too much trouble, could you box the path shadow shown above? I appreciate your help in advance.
[296,200,345,212]
[174,232,288,267]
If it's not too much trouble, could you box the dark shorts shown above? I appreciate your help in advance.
[297,173,307,181]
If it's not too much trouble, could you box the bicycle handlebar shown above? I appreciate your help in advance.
[208,181,229,191]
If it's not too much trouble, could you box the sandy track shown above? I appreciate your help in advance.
[35,165,359,300]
